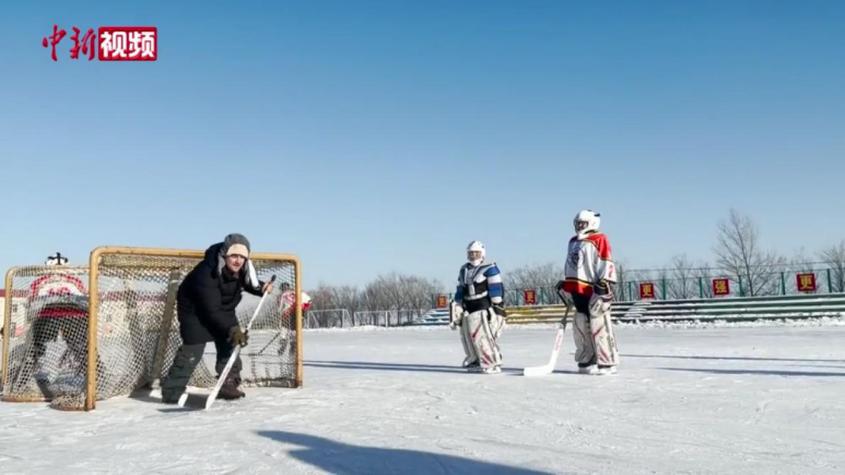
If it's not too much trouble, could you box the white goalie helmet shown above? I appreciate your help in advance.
[466,240,486,266]
[45,252,68,266]
[573,209,601,237]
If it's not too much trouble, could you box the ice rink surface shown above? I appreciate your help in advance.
[1,320,844,474]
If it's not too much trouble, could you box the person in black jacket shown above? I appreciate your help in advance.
[161,233,272,403]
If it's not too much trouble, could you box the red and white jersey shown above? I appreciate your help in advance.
[29,273,89,319]
[562,232,617,297]
[280,290,312,318]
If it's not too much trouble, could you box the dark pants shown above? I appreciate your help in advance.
[161,337,242,401]
[570,293,591,315]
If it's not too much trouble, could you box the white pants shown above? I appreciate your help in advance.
[572,296,618,367]
[460,309,504,369]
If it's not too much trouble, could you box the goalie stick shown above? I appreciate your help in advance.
[178,275,277,409]
[522,298,571,377]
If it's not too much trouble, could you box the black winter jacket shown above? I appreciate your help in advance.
[176,243,264,345]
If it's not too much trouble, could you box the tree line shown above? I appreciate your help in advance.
[308,209,845,314]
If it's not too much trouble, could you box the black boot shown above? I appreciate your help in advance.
[214,340,246,399]
[214,353,245,400]
[217,376,245,400]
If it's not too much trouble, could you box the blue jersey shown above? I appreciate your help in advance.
[455,262,504,313]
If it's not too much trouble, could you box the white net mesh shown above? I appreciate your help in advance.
[2,266,91,407]
[304,308,351,328]
[1,248,302,411]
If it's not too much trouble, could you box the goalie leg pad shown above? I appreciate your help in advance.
[459,315,479,367]
[464,309,503,370]
[489,307,506,340]
[589,301,619,367]
[572,312,596,365]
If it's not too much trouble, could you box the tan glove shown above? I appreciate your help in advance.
[228,326,249,347]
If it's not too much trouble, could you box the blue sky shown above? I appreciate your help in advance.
[1,1,843,289]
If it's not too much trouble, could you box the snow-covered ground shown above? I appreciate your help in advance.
[1,320,844,474]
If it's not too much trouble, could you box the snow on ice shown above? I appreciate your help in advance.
[1,319,844,474]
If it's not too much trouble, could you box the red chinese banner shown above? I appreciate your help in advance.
[435,294,449,309]
[639,282,655,299]
[523,289,537,305]
[712,278,731,296]
[796,273,817,292]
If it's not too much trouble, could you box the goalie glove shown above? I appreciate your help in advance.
[449,301,465,330]
[228,326,249,347]
[490,306,507,339]
[594,280,613,300]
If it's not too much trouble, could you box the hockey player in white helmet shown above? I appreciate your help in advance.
[450,240,506,374]
[556,210,619,375]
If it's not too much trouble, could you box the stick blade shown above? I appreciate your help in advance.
[523,364,554,377]
[205,387,221,410]
[523,327,565,377]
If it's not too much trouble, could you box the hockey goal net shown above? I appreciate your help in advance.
[1,246,303,410]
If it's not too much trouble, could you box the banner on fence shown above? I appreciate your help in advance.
[523,289,537,305]
[796,273,817,292]
[712,278,730,296]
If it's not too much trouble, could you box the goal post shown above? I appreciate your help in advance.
[1,246,303,411]
[1,267,14,392]
[86,246,304,411]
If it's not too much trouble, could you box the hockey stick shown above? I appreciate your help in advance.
[522,297,571,377]
[179,275,276,409]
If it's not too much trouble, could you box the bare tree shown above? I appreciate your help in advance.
[362,276,393,312]
[615,263,629,301]
[307,284,364,326]
[714,209,785,296]
[693,262,714,299]
[361,273,441,324]
[507,262,564,304]
[668,255,696,299]
[308,284,339,312]
[335,285,363,315]
[820,240,845,292]
[401,275,442,321]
